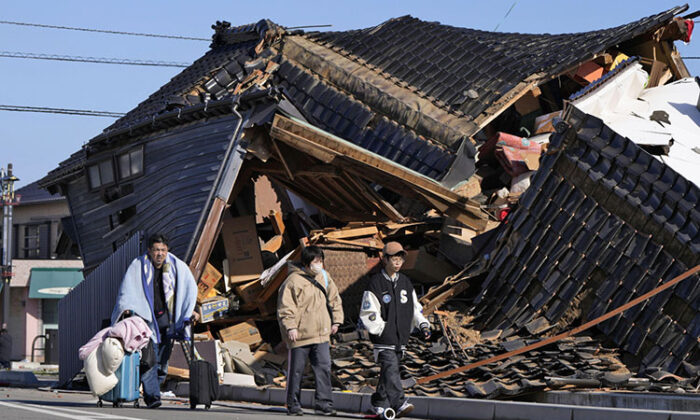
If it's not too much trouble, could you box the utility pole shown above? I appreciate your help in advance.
[1,163,19,328]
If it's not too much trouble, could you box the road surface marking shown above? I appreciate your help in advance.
[0,400,148,420]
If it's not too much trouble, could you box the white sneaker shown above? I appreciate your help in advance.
[396,401,414,418]
[373,406,396,419]
[373,406,386,416]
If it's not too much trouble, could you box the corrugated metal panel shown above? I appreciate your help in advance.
[58,231,142,387]
[65,115,240,269]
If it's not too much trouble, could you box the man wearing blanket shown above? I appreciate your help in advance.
[111,233,197,409]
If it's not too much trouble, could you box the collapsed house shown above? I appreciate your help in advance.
[468,69,700,372]
[39,5,698,397]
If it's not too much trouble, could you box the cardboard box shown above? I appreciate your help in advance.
[199,296,229,323]
[222,215,263,284]
[197,263,222,302]
[514,91,541,116]
[219,320,262,347]
[235,279,263,305]
[523,151,541,171]
[402,248,458,284]
[533,111,562,135]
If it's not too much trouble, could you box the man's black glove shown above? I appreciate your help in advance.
[420,323,431,340]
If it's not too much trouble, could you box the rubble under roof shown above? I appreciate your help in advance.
[40,6,699,401]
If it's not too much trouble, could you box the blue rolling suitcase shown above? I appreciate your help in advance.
[98,351,141,408]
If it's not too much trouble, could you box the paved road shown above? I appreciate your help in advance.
[0,388,364,420]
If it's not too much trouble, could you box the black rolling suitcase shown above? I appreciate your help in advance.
[188,357,219,410]
[180,328,219,410]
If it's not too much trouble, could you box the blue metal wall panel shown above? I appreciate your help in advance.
[58,231,142,387]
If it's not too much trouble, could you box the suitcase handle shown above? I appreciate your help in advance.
[178,319,202,366]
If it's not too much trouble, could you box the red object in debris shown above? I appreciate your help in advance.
[685,19,694,42]
[481,132,542,177]
[499,207,511,221]
[496,146,529,177]
[479,132,541,160]
[574,61,604,84]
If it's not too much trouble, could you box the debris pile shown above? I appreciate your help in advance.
[169,206,467,388]
[38,5,698,401]
[171,26,700,397]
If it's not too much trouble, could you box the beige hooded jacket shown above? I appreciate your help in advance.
[277,263,343,348]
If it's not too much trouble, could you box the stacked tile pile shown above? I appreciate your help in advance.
[321,326,699,399]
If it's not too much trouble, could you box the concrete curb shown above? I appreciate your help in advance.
[0,371,40,387]
[534,390,700,413]
[175,383,699,420]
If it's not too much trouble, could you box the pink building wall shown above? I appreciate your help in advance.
[25,293,42,362]
[8,287,43,362]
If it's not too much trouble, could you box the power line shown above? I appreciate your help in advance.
[0,105,125,118]
[0,20,209,41]
[493,1,517,31]
[0,51,189,67]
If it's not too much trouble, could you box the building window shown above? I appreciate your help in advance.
[42,299,59,326]
[87,159,115,189]
[117,147,143,180]
[24,225,41,258]
[22,223,50,259]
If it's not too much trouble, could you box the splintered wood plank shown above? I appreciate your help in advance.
[256,245,302,303]
[270,138,295,180]
[341,172,405,223]
[326,176,369,213]
[189,197,227,280]
[324,226,379,239]
[421,281,470,316]
[647,60,670,88]
[261,234,283,253]
[269,210,285,235]
[270,114,488,230]
[271,175,380,222]
[660,40,691,79]
[295,209,320,230]
[471,74,545,131]
[324,237,384,250]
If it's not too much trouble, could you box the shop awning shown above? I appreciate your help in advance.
[28,268,83,299]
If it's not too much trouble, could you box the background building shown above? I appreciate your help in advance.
[0,181,81,363]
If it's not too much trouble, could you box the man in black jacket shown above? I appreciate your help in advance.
[359,242,431,419]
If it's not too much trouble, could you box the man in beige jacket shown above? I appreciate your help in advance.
[278,246,343,416]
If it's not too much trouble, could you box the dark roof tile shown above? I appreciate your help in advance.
[306,7,683,121]
[473,104,699,374]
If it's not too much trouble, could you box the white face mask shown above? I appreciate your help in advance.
[309,262,324,275]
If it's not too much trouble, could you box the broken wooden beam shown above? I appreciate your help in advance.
[270,114,489,231]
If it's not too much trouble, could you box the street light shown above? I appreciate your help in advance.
[1,163,19,328]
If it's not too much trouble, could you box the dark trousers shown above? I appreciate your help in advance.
[141,338,174,404]
[286,342,333,411]
[371,349,405,410]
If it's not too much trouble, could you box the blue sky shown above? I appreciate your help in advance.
[2,0,698,188]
